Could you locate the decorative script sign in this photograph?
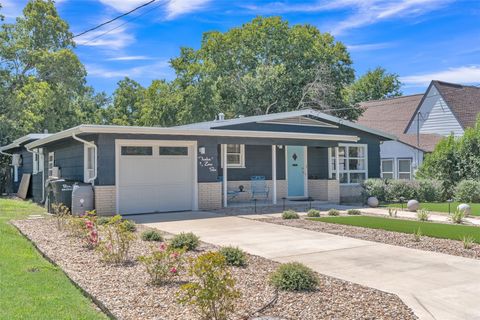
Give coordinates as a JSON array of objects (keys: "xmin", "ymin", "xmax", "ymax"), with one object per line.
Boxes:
[{"xmin": 198, "ymin": 156, "xmax": 217, "ymax": 172}]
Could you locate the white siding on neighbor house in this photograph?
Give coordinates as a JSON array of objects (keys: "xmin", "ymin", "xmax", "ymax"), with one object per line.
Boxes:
[
  {"xmin": 406, "ymin": 85, "xmax": 464, "ymax": 137},
  {"xmin": 380, "ymin": 140, "xmax": 423, "ymax": 179}
]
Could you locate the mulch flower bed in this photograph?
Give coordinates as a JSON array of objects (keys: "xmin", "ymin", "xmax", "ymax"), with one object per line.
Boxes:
[
  {"xmin": 13, "ymin": 218, "xmax": 416, "ymax": 320},
  {"xmin": 263, "ymin": 216, "xmax": 480, "ymax": 260}
]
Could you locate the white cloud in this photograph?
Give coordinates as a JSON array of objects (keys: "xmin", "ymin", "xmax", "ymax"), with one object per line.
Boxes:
[
  {"xmin": 346, "ymin": 42, "xmax": 394, "ymax": 52},
  {"xmin": 106, "ymin": 55, "xmax": 153, "ymax": 61},
  {"xmin": 1, "ymin": 0, "xmax": 25, "ymax": 18},
  {"xmin": 75, "ymin": 27, "xmax": 134, "ymax": 49},
  {"xmin": 245, "ymin": 0, "xmax": 453, "ymax": 35},
  {"xmin": 86, "ymin": 60, "xmax": 170, "ymax": 78},
  {"xmin": 401, "ymin": 66, "xmax": 480, "ymax": 86},
  {"xmin": 98, "ymin": 0, "xmax": 211, "ymax": 19}
]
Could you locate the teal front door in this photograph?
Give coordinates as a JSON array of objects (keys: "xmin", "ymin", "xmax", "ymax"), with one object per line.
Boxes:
[{"xmin": 286, "ymin": 146, "xmax": 306, "ymax": 197}]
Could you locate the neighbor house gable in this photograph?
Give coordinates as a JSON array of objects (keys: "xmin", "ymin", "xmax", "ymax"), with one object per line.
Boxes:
[{"xmin": 405, "ymin": 82, "xmax": 464, "ymax": 136}]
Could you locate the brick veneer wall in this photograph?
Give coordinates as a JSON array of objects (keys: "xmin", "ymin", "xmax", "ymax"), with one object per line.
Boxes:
[
  {"xmin": 94, "ymin": 185, "xmax": 116, "ymax": 216},
  {"xmin": 198, "ymin": 182, "xmax": 222, "ymax": 210}
]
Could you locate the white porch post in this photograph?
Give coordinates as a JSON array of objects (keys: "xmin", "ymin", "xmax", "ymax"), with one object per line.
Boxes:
[
  {"xmin": 222, "ymin": 144, "xmax": 228, "ymax": 207},
  {"xmin": 272, "ymin": 145, "xmax": 277, "ymax": 204},
  {"xmin": 335, "ymin": 146, "xmax": 340, "ymax": 181}
]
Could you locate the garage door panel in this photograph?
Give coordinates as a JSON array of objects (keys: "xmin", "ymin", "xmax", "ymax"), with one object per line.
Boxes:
[{"xmin": 117, "ymin": 143, "xmax": 195, "ymax": 214}]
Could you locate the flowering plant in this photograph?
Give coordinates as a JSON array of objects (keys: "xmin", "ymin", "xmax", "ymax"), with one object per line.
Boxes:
[
  {"xmin": 138, "ymin": 242, "xmax": 186, "ymax": 285},
  {"xmin": 84, "ymin": 219, "xmax": 99, "ymax": 249},
  {"xmin": 96, "ymin": 215, "xmax": 136, "ymax": 264}
]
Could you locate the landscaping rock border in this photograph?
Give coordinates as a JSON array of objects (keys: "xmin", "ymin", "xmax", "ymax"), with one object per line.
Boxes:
[
  {"xmin": 13, "ymin": 218, "xmax": 417, "ymax": 320},
  {"xmin": 263, "ymin": 216, "xmax": 480, "ymax": 260}
]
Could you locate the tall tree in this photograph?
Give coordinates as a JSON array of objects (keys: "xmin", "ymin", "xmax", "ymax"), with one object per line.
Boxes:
[
  {"xmin": 170, "ymin": 16, "xmax": 356, "ymax": 122},
  {"xmin": 344, "ymin": 67, "xmax": 402, "ymax": 105},
  {"xmin": 105, "ymin": 77, "xmax": 145, "ymax": 126}
]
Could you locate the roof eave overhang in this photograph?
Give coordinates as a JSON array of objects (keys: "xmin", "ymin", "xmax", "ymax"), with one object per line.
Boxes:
[{"xmin": 25, "ymin": 125, "xmax": 361, "ymax": 149}]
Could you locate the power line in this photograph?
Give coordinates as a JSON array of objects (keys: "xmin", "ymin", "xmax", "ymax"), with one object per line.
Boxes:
[
  {"xmin": 73, "ymin": 0, "xmax": 157, "ymax": 38},
  {"xmin": 76, "ymin": 1, "xmax": 164, "ymax": 47}
]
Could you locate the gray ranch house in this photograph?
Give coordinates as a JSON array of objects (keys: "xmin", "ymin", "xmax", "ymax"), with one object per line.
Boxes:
[{"xmin": 12, "ymin": 109, "xmax": 394, "ymax": 215}]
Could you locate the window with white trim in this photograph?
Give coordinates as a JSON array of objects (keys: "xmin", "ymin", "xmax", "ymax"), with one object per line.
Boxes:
[
  {"xmin": 381, "ymin": 158, "xmax": 394, "ymax": 179},
  {"xmin": 48, "ymin": 152, "xmax": 55, "ymax": 178},
  {"xmin": 221, "ymin": 144, "xmax": 245, "ymax": 168},
  {"xmin": 398, "ymin": 159, "xmax": 412, "ymax": 180},
  {"xmin": 84, "ymin": 144, "xmax": 95, "ymax": 182},
  {"xmin": 33, "ymin": 152, "xmax": 39, "ymax": 174},
  {"xmin": 330, "ymin": 144, "xmax": 368, "ymax": 184}
]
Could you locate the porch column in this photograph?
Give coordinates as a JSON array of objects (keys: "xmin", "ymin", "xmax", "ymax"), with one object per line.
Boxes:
[
  {"xmin": 335, "ymin": 146, "xmax": 340, "ymax": 181},
  {"xmin": 272, "ymin": 145, "xmax": 277, "ymax": 204},
  {"xmin": 222, "ymin": 144, "xmax": 228, "ymax": 207}
]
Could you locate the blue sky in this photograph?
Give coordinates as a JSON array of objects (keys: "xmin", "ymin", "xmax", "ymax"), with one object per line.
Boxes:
[{"xmin": 2, "ymin": 0, "xmax": 479, "ymax": 95}]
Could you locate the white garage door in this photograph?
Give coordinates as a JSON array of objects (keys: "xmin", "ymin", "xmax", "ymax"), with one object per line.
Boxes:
[{"xmin": 117, "ymin": 141, "xmax": 196, "ymax": 214}]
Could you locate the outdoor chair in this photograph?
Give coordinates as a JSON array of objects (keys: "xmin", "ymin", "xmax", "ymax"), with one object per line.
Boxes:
[{"xmin": 250, "ymin": 176, "xmax": 269, "ymax": 200}]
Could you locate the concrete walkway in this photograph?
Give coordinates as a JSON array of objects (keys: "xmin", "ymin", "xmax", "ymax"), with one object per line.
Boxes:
[{"xmin": 135, "ymin": 211, "xmax": 480, "ymax": 320}]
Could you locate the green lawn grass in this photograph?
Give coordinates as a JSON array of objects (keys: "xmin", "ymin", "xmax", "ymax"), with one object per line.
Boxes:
[
  {"xmin": 310, "ymin": 216, "xmax": 480, "ymax": 242},
  {"xmin": 0, "ymin": 198, "xmax": 107, "ymax": 320},
  {"xmin": 384, "ymin": 202, "xmax": 480, "ymax": 216}
]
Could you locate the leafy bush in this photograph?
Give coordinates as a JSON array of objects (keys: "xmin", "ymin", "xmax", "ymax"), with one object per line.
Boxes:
[
  {"xmin": 306, "ymin": 209, "xmax": 320, "ymax": 217},
  {"xmin": 449, "ymin": 209, "xmax": 465, "ymax": 224},
  {"xmin": 347, "ymin": 209, "xmax": 361, "ymax": 215},
  {"xmin": 385, "ymin": 179, "xmax": 418, "ymax": 202},
  {"xmin": 52, "ymin": 203, "xmax": 71, "ymax": 231},
  {"xmin": 416, "ymin": 209, "xmax": 430, "ymax": 222},
  {"xmin": 413, "ymin": 227, "xmax": 422, "ymax": 242},
  {"xmin": 269, "ymin": 262, "xmax": 318, "ymax": 291},
  {"xmin": 282, "ymin": 210, "xmax": 299, "ymax": 219},
  {"xmin": 417, "ymin": 180, "xmax": 444, "ymax": 202},
  {"xmin": 122, "ymin": 219, "xmax": 137, "ymax": 232},
  {"xmin": 219, "ymin": 246, "xmax": 247, "ymax": 267},
  {"xmin": 454, "ymin": 180, "xmax": 480, "ymax": 203},
  {"xmin": 97, "ymin": 215, "xmax": 136, "ymax": 264},
  {"xmin": 97, "ymin": 216, "xmax": 111, "ymax": 225},
  {"xmin": 362, "ymin": 179, "xmax": 387, "ymax": 202},
  {"xmin": 170, "ymin": 232, "xmax": 200, "ymax": 251},
  {"xmin": 141, "ymin": 230, "xmax": 163, "ymax": 242},
  {"xmin": 328, "ymin": 208, "xmax": 340, "ymax": 216},
  {"xmin": 388, "ymin": 208, "xmax": 397, "ymax": 218},
  {"xmin": 177, "ymin": 252, "xmax": 240, "ymax": 320},
  {"xmin": 462, "ymin": 235, "xmax": 475, "ymax": 249},
  {"xmin": 137, "ymin": 242, "xmax": 185, "ymax": 284}
]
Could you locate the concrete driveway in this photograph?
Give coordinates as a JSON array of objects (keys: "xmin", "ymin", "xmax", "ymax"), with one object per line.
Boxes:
[{"xmin": 135, "ymin": 211, "xmax": 480, "ymax": 320}]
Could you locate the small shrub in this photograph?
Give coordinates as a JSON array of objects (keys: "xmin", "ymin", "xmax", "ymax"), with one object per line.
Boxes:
[
  {"xmin": 269, "ymin": 262, "xmax": 318, "ymax": 291},
  {"xmin": 177, "ymin": 252, "xmax": 240, "ymax": 320},
  {"xmin": 306, "ymin": 209, "xmax": 320, "ymax": 217},
  {"xmin": 388, "ymin": 208, "xmax": 397, "ymax": 218},
  {"xmin": 142, "ymin": 230, "xmax": 163, "ymax": 242},
  {"xmin": 362, "ymin": 179, "xmax": 387, "ymax": 202},
  {"xmin": 84, "ymin": 219, "xmax": 99, "ymax": 249},
  {"xmin": 122, "ymin": 219, "xmax": 137, "ymax": 232},
  {"xmin": 417, "ymin": 180, "xmax": 444, "ymax": 202},
  {"xmin": 52, "ymin": 203, "xmax": 71, "ymax": 231},
  {"xmin": 416, "ymin": 209, "xmax": 430, "ymax": 222},
  {"xmin": 454, "ymin": 180, "xmax": 480, "ymax": 203},
  {"xmin": 66, "ymin": 216, "xmax": 88, "ymax": 238},
  {"xmin": 97, "ymin": 216, "xmax": 111, "ymax": 225},
  {"xmin": 138, "ymin": 242, "xmax": 185, "ymax": 284},
  {"xmin": 450, "ymin": 209, "xmax": 465, "ymax": 224},
  {"xmin": 328, "ymin": 208, "xmax": 340, "ymax": 216},
  {"xmin": 219, "ymin": 246, "xmax": 247, "ymax": 267},
  {"xmin": 282, "ymin": 210, "xmax": 299, "ymax": 219},
  {"xmin": 413, "ymin": 227, "xmax": 422, "ymax": 242},
  {"xmin": 347, "ymin": 209, "xmax": 361, "ymax": 215},
  {"xmin": 386, "ymin": 180, "xmax": 418, "ymax": 202},
  {"xmin": 97, "ymin": 215, "xmax": 136, "ymax": 264},
  {"xmin": 462, "ymin": 235, "xmax": 475, "ymax": 249},
  {"xmin": 170, "ymin": 232, "xmax": 200, "ymax": 251}
]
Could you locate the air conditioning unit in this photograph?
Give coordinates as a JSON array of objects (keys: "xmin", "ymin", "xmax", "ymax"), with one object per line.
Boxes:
[
  {"xmin": 11, "ymin": 154, "xmax": 23, "ymax": 166},
  {"xmin": 50, "ymin": 167, "xmax": 60, "ymax": 178}
]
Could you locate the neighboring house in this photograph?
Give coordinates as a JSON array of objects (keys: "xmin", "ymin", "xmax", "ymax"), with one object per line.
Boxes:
[
  {"xmin": 357, "ymin": 80, "xmax": 480, "ymax": 180},
  {"xmin": 14, "ymin": 109, "xmax": 394, "ymax": 215},
  {"xmin": 0, "ymin": 133, "xmax": 51, "ymax": 200}
]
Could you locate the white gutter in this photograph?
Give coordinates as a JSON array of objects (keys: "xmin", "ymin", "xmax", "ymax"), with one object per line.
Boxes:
[
  {"xmin": 72, "ymin": 132, "xmax": 97, "ymax": 185},
  {"xmin": 0, "ymin": 148, "xmax": 13, "ymax": 157},
  {"xmin": 26, "ymin": 125, "xmax": 360, "ymax": 149}
]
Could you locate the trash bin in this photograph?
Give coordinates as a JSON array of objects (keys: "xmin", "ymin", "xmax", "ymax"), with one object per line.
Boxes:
[{"xmin": 46, "ymin": 179, "xmax": 77, "ymax": 213}]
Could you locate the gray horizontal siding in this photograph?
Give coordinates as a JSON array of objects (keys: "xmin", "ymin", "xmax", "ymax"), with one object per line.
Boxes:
[{"xmin": 44, "ymin": 139, "xmax": 86, "ymax": 182}]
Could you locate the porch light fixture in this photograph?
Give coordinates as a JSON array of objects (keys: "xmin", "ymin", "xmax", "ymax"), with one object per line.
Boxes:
[
  {"xmin": 198, "ymin": 146, "xmax": 206, "ymax": 155},
  {"xmin": 277, "ymin": 145, "xmax": 283, "ymax": 149}
]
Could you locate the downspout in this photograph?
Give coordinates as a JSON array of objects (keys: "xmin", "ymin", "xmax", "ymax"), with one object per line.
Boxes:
[
  {"xmin": 26, "ymin": 146, "xmax": 46, "ymax": 203},
  {"xmin": 72, "ymin": 132, "xmax": 97, "ymax": 185}
]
